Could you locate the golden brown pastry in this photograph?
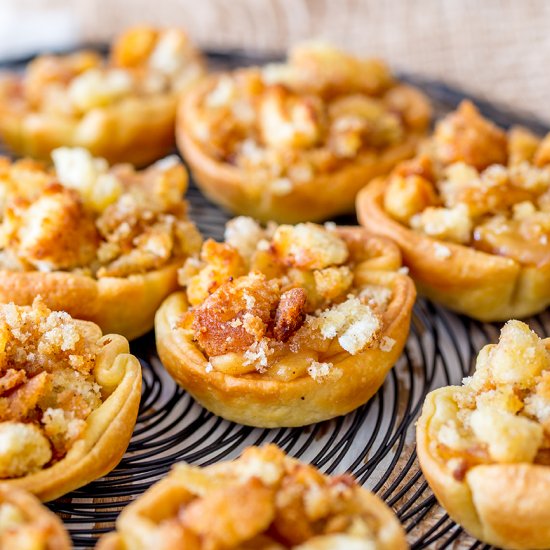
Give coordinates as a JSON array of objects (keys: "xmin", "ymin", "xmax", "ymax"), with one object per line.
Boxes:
[
  {"xmin": 417, "ymin": 320, "xmax": 550, "ymax": 549},
  {"xmin": 0, "ymin": 485, "xmax": 71, "ymax": 549},
  {"xmin": 0, "ymin": 26, "xmax": 205, "ymax": 166},
  {"xmin": 0, "ymin": 298, "xmax": 141, "ymax": 502},
  {"xmin": 0, "ymin": 147, "xmax": 202, "ymax": 340},
  {"xmin": 96, "ymin": 444, "xmax": 407, "ymax": 550},
  {"xmin": 155, "ymin": 217, "xmax": 415, "ymax": 427},
  {"xmin": 357, "ymin": 100, "xmax": 550, "ymax": 321},
  {"xmin": 177, "ymin": 42, "xmax": 431, "ymax": 223}
]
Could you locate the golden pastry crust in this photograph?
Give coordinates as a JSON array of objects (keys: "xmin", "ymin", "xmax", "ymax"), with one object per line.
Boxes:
[
  {"xmin": 0, "ymin": 27, "xmax": 205, "ymax": 166},
  {"xmin": 357, "ymin": 101, "xmax": 550, "ymax": 321},
  {"xmin": 155, "ymin": 218, "xmax": 415, "ymax": 427},
  {"xmin": 416, "ymin": 320, "xmax": 550, "ymax": 548},
  {"xmin": 177, "ymin": 42, "xmax": 431, "ymax": 223},
  {"xmin": 0, "ymin": 485, "xmax": 71, "ymax": 549},
  {"xmin": 97, "ymin": 444, "xmax": 407, "ymax": 550},
  {"xmin": 0, "ymin": 299, "xmax": 141, "ymax": 502},
  {"xmin": 0, "ymin": 149, "xmax": 202, "ymax": 340}
]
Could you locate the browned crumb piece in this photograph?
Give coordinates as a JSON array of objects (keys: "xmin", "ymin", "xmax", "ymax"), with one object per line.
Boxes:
[
  {"xmin": 192, "ymin": 273, "xmax": 280, "ymax": 356},
  {"xmin": 273, "ymin": 288, "xmax": 307, "ymax": 342},
  {"xmin": 3, "ymin": 184, "xmax": 99, "ymax": 271},
  {"xmin": 180, "ymin": 478, "xmax": 275, "ymax": 549},
  {"xmin": 433, "ymin": 100, "xmax": 507, "ymax": 170}
]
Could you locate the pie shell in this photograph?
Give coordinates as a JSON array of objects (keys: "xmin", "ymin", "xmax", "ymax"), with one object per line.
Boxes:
[
  {"xmin": 4, "ymin": 332, "xmax": 141, "ymax": 502},
  {"xmin": 356, "ymin": 176, "xmax": 550, "ymax": 321},
  {"xmin": 155, "ymin": 229, "xmax": 416, "ymax": 427},
  {"xmin": 416, "ymin": 387, "xmax": 550, "ymax": 549}
]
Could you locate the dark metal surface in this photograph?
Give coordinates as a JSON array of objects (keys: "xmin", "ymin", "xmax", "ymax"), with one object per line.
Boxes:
[{"xmin": 2, "ymin": 49, "xmax": 548, "ymax": 550}]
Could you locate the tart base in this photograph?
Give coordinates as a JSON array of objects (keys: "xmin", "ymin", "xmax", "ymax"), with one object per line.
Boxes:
[
  {"xmin": 417, "ymin": 388, "xmax": 550, "ymax": 549},
  {"xmin": 0, "ymin": 90, "xmax": 178, "ymax": 167},
  {"xmin": 177, "ymin": 81, "xmax": 428, "ymax": 224},
  {"xmin": 357, "ymin": 177, "xmax": 550, "ymax": 321},
  {"xmin": 97, "ymin": 446, "xmax": 407, "ymax": 550},
  {"xmin": 5, "ymin": 335, "xmax": 141, "ymax": 502},
  {"xmin": 155, "ymin": 261, "xmax": 415, "ymax": 428}
]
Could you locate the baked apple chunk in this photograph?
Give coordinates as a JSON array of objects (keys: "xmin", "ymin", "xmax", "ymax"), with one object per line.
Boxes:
[
  {"xmin": 177, "ymin": 41, "xmax": 431, "ymax": 223},
  {"xmin": 97, "ymin": 444, "xmax": 407, "ymax": 550},
  {"xmin": 155, "ymin": 217, "xmax": 415, "ymax": 427},
  {"xmin": 0, "ymin": 298, "xmax": 141, "ymax": 501},
  {"xmin": 358, "ymin": 100, "xmax": 550, "ymax": 320},
  {"xmin": 417, "ymin": 320, "xmax": 550, "ymax": 549},
  {"xmin": 0, "ymin": 26, "xmax": 205, "ymax": 165},
  {"xmin": 0, "ymin": 147, "xmax": 202, "ymax": 339}
]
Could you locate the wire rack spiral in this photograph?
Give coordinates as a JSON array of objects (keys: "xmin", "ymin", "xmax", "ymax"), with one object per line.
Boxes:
[{"xmin": 2, "ymin": 49, "xmax": 549, "ymax": 550}]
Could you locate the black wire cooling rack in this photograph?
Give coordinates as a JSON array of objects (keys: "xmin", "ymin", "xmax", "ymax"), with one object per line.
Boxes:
[{"xmin": 2, "ymin": 49, "xmax": 550, "ymax": 550}]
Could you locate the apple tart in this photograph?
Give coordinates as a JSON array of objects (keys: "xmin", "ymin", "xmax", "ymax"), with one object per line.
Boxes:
[
  {"xmin": 97, "ymin": 444, "xmax": 407, "ymax": 550},
  {"xmin": 358, "ymin": 100, "xmax": 550, "ymax": 321},
  {"xmin": 177, "ymin": 42, "xmax": 431, "ymax": 223},
  {"xmin": 0, "ymin": 485, "xmax": 71, "ymax": 549},
  {"xmin": 155, "ymin": 217, "xmax": 415, "ymax": 427},
  {"xmin": 0, "ymin": 147, "xmax": 202, "ymax": 340},
  {"xmin": 417, "ymin": 320, "xmax": 550, "ymax": 549},
  {"xmin": 0, "ymin": 298, "xmax": 141, "ymax": 502},
  {"xmin": 0, "ymin": 26, "xmax": 205, "ymax": 166}
]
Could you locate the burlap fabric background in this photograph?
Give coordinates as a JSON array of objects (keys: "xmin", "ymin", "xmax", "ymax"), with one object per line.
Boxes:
[{"xmin": 2, "ymin": 0, "xmax": 549, "ymax": 124}]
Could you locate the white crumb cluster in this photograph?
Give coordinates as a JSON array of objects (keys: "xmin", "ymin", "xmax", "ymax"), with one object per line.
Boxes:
[
  {"xmin": 433, "ymin": 242, "xmax": 452, "ymax": 259},
  {"xmin": 410, "ymin": 204, "xmax": 472, "ymax": 244},
  {"xmin": 359, "ymin": 285, "xmax": 392, "ymax": 309},
  {"xmin": 0, "ymin": 423, "xmax": 52, "ymax": 478},
  {"xmin": 224, "ymin": 216, "xmax": 266, "ymax": 261},
  {"xmin": 272, "ymin": 223, "xmax": 349, "ymax": 269},
  {"xmin": 313, "ymin": 296, "xmax": 380, "ymax": 355},
  {"xmin": 379, "ymin": 336, "xmax": 396, "ymax": 352},
  {"xmin": 243, "ymin": 339, "xmax": 274, "ymax": 372},
  {"xmin": 270, "ymin": 177, "xmax": 294, "ymax": 196},
  {"xmin": 306, "ymin": 361, "xmax": 334, "ymax": 382}
]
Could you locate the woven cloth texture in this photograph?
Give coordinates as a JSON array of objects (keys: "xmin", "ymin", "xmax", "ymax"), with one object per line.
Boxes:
[{"xmin": 3, "ymin": 0, "xmax": 549, "ymax": 124}]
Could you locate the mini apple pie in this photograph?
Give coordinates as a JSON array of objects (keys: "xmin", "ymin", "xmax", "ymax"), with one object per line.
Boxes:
[
  {"xmin": 0, "ymin": 485, "xmax": 71, "ymax": 549},
  {"xmin": 0, "ymin": 147, "xmax": 202, "ymax": 340},
  {"xmin": 155, "ymin": 217, "xmax": 415, "ymax": 427},
  {"xmin": 0, "ymin": 298, "xmax": 141, "ymax": 502},
  {"xmin": 0, "ymin": 26, "xmax": 205, "ymax": 166},
  {"xmin": 177, "ymin": 42, "xmax": 431, "ymax": 223},
  {"xmin": 417, "ymin": 320, "xmax": 550, "ymax": 549},
  {"xmin": 97, "ymin": 444, "xmax": 407, "ymax": 550},
  {"xmin": 358, "ymin": 100, "xmax": 550, "ymax": 321}
]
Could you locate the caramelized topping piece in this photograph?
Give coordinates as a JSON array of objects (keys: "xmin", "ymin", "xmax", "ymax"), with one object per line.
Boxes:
[{"xmin": 433, "ymin": 101, "xmax": 507, "ymax": 170}]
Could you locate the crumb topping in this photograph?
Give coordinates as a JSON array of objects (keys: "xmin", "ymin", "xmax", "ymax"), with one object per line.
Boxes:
[
  {"xmin": 0, "ymin": 299, "xmax": 104, "ymax": 478},
  {"xmin": 145, "ymin": 445, "xmax": 388, "ymax": 548},
  {"xmin": 6, "ymin": 27, "xmax": 203, "ymax": 117},
  {"xmin": 384, "ymin": 101, "xmax": 550, "ymax": 266},
  {"xmin": 431, "ymin": 320, "xmax": 550, "ymax": 479},
  {"xmin": 189, "ymin": 42, "xmax": 430, "ymax": 186},
  {"xmin": 0, "ymin": 148, "xmax": 202, "ymax": 277},
  {"xmin": 179, "ymin": 217, "xmax": 397, "ymax": 379}
]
